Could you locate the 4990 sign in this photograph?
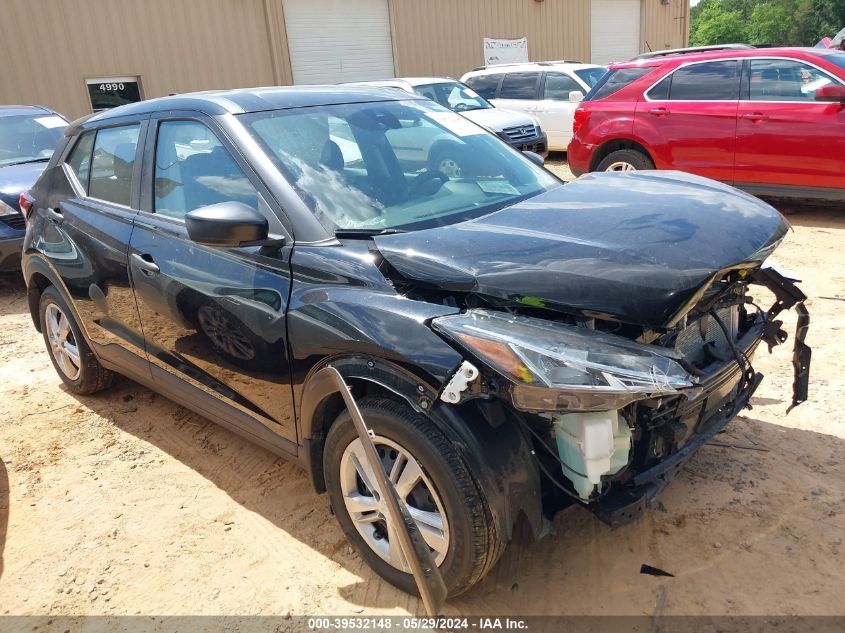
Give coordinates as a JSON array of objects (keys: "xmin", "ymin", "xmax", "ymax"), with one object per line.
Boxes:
[{"xmin": 85, "ymin": 76, "xmax": 143, "ymax": 111}]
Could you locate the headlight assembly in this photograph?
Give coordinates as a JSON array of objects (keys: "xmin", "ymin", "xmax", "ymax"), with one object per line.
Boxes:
[{"xmin": 432, "ymin": 310, "xmax": 696, "ymax": 412}]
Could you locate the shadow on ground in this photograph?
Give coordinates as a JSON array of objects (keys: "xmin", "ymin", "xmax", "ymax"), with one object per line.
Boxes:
[{"xmin": 61, "ymin": 375, "xmax": 845, "ymax": 615}]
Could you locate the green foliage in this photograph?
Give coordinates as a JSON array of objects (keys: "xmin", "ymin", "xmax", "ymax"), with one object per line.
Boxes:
[{"xmin": 689, "ymin": 0, "xmax": 845, "ymax": 46}]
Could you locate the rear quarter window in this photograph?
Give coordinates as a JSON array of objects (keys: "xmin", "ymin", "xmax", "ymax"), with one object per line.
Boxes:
[{"xmin": 585, "ymin": 66, "xmax": 657, "ymax": 101}]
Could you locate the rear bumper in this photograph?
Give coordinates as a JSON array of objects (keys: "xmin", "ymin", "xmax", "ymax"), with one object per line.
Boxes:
[
  {"xmin": 566, "ymin": 137, "xmax": 591, "ymax": 176},
  {"xmin": 0, "ymin": 234, "xmax": 24, "ymax": 272}
]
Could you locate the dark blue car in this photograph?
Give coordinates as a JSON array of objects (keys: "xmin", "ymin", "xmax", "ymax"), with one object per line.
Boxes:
[{"xmin": 0, "ymin": 105, "xmax": 68, "ymax": 271}]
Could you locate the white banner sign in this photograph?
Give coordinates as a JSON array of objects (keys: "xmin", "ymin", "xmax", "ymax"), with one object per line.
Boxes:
[{"xmin": 483, "ymin": 37, "xmax": 528, "ymax": 66}]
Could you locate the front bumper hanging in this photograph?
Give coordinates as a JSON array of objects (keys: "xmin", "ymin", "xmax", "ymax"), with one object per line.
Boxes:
[{"xmin": 752, "ymin": 266, "xmax": 811, "ymax": 412}]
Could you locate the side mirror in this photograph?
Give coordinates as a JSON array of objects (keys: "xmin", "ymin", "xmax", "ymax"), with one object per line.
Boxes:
[
  {"xmin": 569, "ymin": 90, "xmax": 585, "ymax": 103},
  {"xmin": 523, "ymin": 150, "xmax": 545, "ymax": 167},
  {"xmin": 185, "ymin": 201, "xmax": 270, "ymax": 248},
  {"xmin": 815, "ymin": 84, "xmax": 845, "ymax": 103}
]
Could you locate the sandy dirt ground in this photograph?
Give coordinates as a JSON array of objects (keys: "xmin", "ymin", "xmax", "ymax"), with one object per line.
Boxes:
[{"xmin": 0, "ymin": 156, "xmax": 843, "ymax": 618}]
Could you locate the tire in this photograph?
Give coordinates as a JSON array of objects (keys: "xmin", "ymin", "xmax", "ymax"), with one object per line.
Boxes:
[
  {"xmin": 323, "ymin": 397, "xmax": 504, "ymax": 597},
  {"xmin": 595, "ymin": 148, "xmax": 655, "ymax": 172},
  {"xmin": 39, "ymin": 285, "xmax": 114, "ymax": 395}
]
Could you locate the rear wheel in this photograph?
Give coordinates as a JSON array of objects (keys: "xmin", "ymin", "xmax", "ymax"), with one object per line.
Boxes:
[
  {"xmin": 39, "ymin": 286, "xmax": 114, "ymax": 395},
  {"xmin": 596, "ymin": 149, "xmax": 654, "ymax": 172},
  {"xmin": 323, "ymin": 397, "xmax": 504, "ymax": 597}
]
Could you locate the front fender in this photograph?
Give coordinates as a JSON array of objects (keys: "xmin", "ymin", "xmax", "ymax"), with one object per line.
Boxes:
[{"xmin": 299, "ymin": 355, "xmax": 543, "ymax": 541}]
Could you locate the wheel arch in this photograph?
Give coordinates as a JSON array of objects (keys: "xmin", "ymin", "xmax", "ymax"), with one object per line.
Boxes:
[
  {"xmin": 299, "ymin": 355, "xmax": 544, "ymax": 541},
  {"xmin": 589, "ymin": 138, "xmax": 655, "ymax": 172}
]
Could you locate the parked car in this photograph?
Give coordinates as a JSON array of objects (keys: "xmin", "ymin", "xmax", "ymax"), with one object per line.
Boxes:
[
  {"xmin": 347, "ymin": 77, "xmax": 547, "ymax": 174},
  {"xmin": 0, "ymin": 105, "xmax": 67, "ymax": 271},
  {"xmin": 568, "ymin": 45, "xmax": 845, "ymax": 202},
  {"xmin": 22, "ymin": 86, "xmax": 809, "ymax": 597},
  {"xmin": 461, "ymin": 61, "xmax": 607, "ymax": 150}
]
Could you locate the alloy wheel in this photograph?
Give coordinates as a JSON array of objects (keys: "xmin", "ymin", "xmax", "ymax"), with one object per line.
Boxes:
[
  {"xmin": 339, "ymin": 434, "xmax": 450, "ymax": 572},
  {"xmin": 45, "ymin": 303, "xmax": 81, "ymax": 381},
  {"xmin": 605, "ymin": 161, "xmax": 637, "ymax": 172}
]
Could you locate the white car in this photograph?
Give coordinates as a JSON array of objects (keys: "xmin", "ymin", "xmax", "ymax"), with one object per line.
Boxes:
[
  {"xmin": 347, "ymin": 77, "xmax": 548, "ymax": 163},
  {"xmin": 461, "ymin": 62, "xmax": 607, "ymax": 151}
]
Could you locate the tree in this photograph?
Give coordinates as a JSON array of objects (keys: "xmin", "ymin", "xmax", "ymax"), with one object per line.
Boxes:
[
  {"xmin": 689, "ymin": 0, "xmax": 845, "ymax": 47},
  {"xmin": 690, "ymin": 1, "xmax": 748, "ymax": 45}
]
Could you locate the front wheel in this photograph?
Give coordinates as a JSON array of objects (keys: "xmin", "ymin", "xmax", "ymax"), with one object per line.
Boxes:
[
  {"xmin": 323, "ymin": 397, "xmax": 504, "ymax": 597},
  {"xmin": 596, "ymin": 149, "xmax": 655, "ymax": 172}
]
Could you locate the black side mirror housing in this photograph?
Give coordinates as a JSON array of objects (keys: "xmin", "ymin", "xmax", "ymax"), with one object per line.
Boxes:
[
  {"xmin": 523, "ymin": 150, "xmax": 545, "ymax": 167},
  {"xmin": 185, "ymin": 201, "xmax": 272, "ymax": 248}
]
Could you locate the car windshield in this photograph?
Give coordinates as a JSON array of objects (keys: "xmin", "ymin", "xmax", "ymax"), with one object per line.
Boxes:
[
  {"xmin": 413, "ymin": 81, "xmax": 493, "ymax": 112},
  {"xmin": 239, "ymin": 100, "xmax": 561, "ymax": 233},
  {"xmin": 0, "ymin": 113, "xmax": 66, "ymax": 167},
  {"xmin": 574, "ymin": 67, "xmax": 608, "ymax": 88}
]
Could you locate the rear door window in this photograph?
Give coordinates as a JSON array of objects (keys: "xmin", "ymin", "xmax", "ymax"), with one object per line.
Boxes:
[
  {"xmin": 464, "ymin": 74, "xmax": 501, "ymax": 99},
  {"xmin": 499, "ymin": 73, "xmax": 540, "ymax": 99},
  {"xmin": 665, "ymin": 61, "xmax": 740, "ymax": 101},
  {"xmin": 88, "ymin": 124, "xmax": 141, "ymax": 207}
]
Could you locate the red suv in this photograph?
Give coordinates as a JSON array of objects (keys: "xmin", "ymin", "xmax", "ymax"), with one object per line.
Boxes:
[{"xmin": 568, "ymin": 45, "xmax": 845, "ymax": 202}]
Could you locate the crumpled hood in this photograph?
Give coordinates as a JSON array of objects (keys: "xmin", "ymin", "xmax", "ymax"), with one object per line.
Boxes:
[{"xmin": 373, "ymin": 171, "xmax": 789, "ymax": 327}]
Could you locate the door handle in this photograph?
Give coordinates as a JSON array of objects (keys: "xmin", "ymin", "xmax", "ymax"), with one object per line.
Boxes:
[
  {"xmin": 130, "ymin": 253, "xmax": 160, "ymax": 276},
  {"xmin": 46, "ymin": 207, "xmax": 63, "ymax": 224},
  {"xmin": 648, "ymin": 107, "xmax": 669, "ymax": 116},
  {"xmin": 741, "ymin": 112, "xmax": 767, "ymax": 122}
]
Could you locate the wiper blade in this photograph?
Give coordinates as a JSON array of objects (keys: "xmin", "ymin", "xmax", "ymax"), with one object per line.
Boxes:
[
  {"xmin": 335, "ymin": 228, "xmax": 406, "ymax": 238},
  {"xmin": 4, "ymin": 158, "xmax": 49, "ymax": 167}
]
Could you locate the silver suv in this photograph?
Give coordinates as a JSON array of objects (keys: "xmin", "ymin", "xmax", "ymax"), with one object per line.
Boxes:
[{"xmin": 349, "ymin": 77, "xmax": 547, "ymax": 171}]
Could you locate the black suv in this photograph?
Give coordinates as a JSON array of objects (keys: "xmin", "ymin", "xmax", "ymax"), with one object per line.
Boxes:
[{"xmin": 21, "ymin": 87, "xmax": 810, "ymax": 597}]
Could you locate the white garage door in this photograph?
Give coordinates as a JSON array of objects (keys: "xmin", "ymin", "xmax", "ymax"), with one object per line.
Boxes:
[
  {"xmin": 283, "ymin": 0, "xmax": 395, "ymax": 84},
  {"xmin": 590, "ymin": 0, "xmax": 642, "ymax": 65}
]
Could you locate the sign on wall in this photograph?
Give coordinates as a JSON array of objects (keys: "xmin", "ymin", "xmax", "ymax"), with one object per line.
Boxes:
[
  {"xmin": 86, "ymin": 77, "xmax": 143, "ymax": 112},
  {"xmin": 483, "ymin": 37, "xmax": 529, "ymax": 66}
]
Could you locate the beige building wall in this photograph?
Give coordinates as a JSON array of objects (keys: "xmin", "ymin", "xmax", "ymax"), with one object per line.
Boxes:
[
  {"xmin": 0, "ymin": 0, "xmax": 293, "ymax": 120},
  {"xmin": 641, "ymin": 0, "xmax": 690, "ymax": 53},
  {"xmin": 388, "ymin": 0, "xmax": 592, "ymax": 78},
  {"xmin": 0, "ymin": 0, "xmax": 689, "ymax": 120}
]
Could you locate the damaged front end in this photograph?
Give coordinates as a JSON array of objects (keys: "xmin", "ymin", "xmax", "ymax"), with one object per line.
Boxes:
[{"xmin": 431, "ymin": 265, "xmax": 810, "ymax": 528}]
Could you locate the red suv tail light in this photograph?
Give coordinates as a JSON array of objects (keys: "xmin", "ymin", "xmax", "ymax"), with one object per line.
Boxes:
[
  {"xmin": 19, "ymin": 191, "xmax": 34, "ymax": 221},
  {"xmin": 573, "ymin": 106, "xmax": 590, "ymax": 136}
]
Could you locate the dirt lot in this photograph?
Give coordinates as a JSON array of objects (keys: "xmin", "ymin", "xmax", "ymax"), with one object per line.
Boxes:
[{"xmin": 1, "ymin": 157, "xmax": 844, "ymax": 618}]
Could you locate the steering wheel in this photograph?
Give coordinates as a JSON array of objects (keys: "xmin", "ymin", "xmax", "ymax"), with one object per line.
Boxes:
[
  {"xmin": 407, "ymin": 170, "xmax": 450, "ymax": 198},
  {"xmin": 452, "ymin": 103, "xmax": 473, "ymax": 112}
]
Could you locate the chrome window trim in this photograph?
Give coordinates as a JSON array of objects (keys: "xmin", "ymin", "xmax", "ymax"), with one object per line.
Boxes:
[
  {"xmin": 643, "ymin": 58, "xmax": 741, "ymax": 103},
  {"xmin": 643, "ymin": 55, "xmax": 844, "ymax": 104}
]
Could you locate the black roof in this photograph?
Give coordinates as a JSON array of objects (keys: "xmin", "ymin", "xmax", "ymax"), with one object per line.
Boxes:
[{"xmin": 85, "ymin": 85, "xmax": 421, "ymax": 123}]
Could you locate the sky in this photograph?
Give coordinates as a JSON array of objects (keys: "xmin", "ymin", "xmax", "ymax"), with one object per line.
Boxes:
[{"xmin": 690, "ymin": 0, "xmax": 700, "ymax": 5}]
